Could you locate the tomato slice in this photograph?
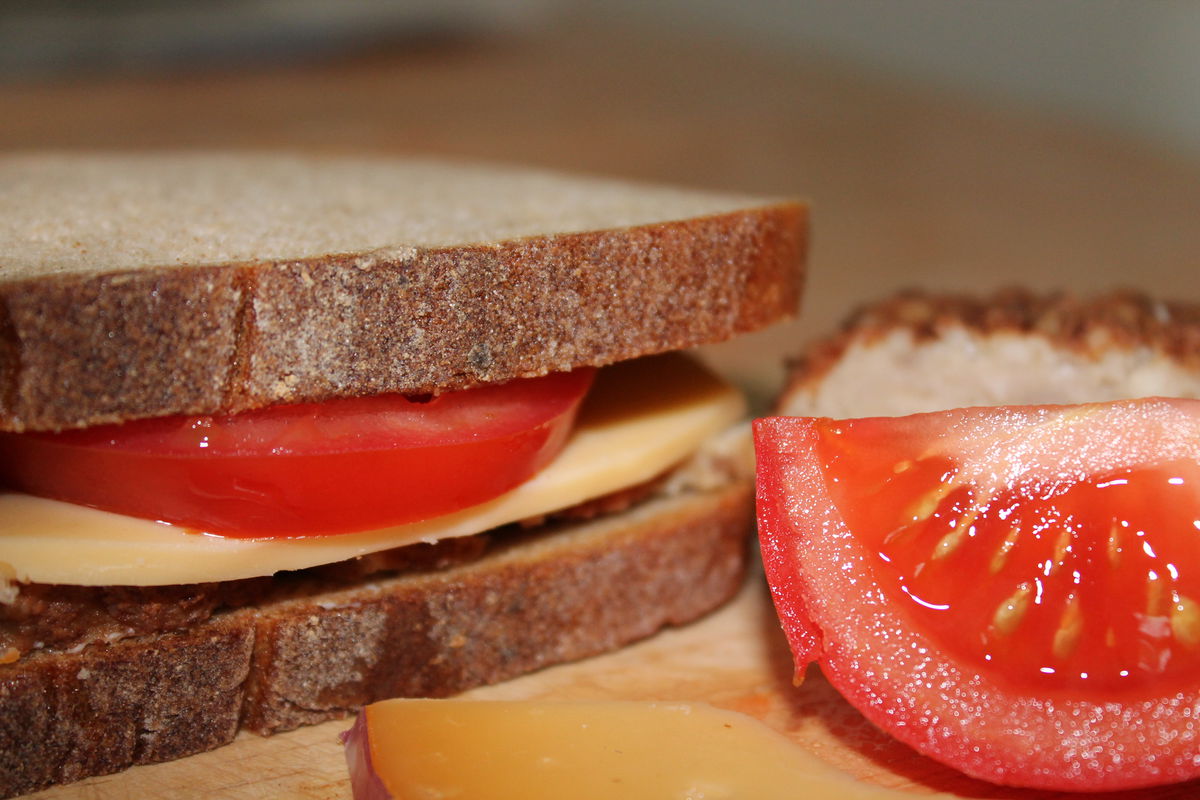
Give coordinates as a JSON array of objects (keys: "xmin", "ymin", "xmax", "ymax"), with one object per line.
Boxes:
[
  {"xmin": 0, "ymin": 369, "xmax": 593, "ymax": 538},
  {"xmin": 754, "ymin": 399, "xmax": 1200, "ymax": 791}
]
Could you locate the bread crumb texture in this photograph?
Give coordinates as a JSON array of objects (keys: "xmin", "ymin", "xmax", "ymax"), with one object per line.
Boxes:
[
  {"xmin": 1, "ymin": 154, "xmax": 779, "ymax": 275},
  {"xmin": 0, "ymin": 153, "xmax": 807, "ymax": 431},
  {"xmin": 782, "ymin": 288, "xmax": 1200, "ymax": 418}
]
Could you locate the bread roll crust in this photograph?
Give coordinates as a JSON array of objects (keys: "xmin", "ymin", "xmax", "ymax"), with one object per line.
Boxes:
[{"xmin": 781, "ymin": 288, "xmax": 1200, "ymax": 414}]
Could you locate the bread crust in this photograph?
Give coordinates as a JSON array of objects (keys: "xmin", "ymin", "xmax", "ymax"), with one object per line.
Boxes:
[
  {"xmin": 0, "ymin": 203, "xmax": 806, "ymax": 432},
  {"xmin": 0, "ymin": 482, "xmax": 751, "ymax": 797},
  {"xmin": 0, "ymin": 616, "xmax": 253, "ymax": 797},
  {"xmin": 781, "ymin": 288, "xmax": 1200, "ymax": 409}
]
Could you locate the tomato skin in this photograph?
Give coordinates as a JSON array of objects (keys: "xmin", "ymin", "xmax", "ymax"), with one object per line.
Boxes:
[
  {"xmin": 0, "ymin": 369, "xmax": 593, "ymax": 538},
  {"xmin": 754, "ymin": 401, "xmax": 1200, "ymax": 791}
]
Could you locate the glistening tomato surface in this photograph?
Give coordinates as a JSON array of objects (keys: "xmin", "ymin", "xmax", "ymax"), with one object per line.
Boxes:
[
  {"xmin": 0, "ymin": 369, "xmax": 593, "ymax": 538},
  {"xmin": 754, "ymin": 399, "xmax": 1200, "ymax": 791}
]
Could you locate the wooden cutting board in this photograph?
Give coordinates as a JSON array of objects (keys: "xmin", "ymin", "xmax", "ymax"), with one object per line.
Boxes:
[
  {"xmin": 7, "ymin": 20, "xmax": 1200, "ymax": 800},
  {"xmin": 33, "ymin": 570, "xmax": 1198, "ymax": 800}
]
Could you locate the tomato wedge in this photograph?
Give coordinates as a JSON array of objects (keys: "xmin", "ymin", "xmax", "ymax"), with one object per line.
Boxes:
[
  {"xmin": 754, "ymin": 399, "xmax": 1200, "ymax": 791},
  {"xmin": 0, "ymin": 369, "xmax": 594, "ymax": 538}
]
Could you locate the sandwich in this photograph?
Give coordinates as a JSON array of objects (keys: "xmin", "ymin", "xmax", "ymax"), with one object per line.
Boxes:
[{"xmin": 0, "ymin": 152, "xmax": 808, "ymax": 796}]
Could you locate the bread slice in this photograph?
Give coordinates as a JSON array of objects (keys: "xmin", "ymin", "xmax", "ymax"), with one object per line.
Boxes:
[
  {"xmin": 779, "ymin": 288, "xmax": 1200, "ymax": 418},
  {"xmin": 0, "ymin": 479, "xmax": 751, "ymax": 798},
  {"xmin": 0, "ymin": 153, "xmax": 806, "ymax": 432}
]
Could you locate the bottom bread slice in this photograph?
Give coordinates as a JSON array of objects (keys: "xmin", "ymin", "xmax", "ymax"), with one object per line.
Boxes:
[{"xmin": 0, "ymin": 481, "xmax": 751, "ymax": 797}]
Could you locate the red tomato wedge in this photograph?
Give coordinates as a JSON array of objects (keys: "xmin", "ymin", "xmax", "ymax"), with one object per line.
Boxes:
[
  {"xmin": 754, "ymin": 399, "xmax": 1200, "ymax": 791},
  {"xmin": 0, "ymin": 369, "xmax": 593, "ymax": 538}
]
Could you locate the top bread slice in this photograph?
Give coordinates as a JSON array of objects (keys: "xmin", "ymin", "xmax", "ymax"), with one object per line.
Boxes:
[
  {"xmin": 779, "ymin": 288, "xmax": 1200, "ymax": 418},
  {"xmin": 0, "ymin": 153, "xmax": 807, "ymax": 432}
]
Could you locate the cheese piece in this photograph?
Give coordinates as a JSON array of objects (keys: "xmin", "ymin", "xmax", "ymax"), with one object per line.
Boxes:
[
  {"xmin": 345, "ymin": 699, "xmax": 958, "ymax": 800},
  {"xmin": 0, "ymin": 354, "xmax": 744, "ymax": 586}
]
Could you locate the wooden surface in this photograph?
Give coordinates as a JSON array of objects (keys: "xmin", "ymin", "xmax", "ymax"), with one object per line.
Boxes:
[
  {"xmin": 31, "ymin": 576, "xmax": 1200, "ymax": 800},
  {"xmin": 7, "ymin": 21, "xmax": 1200, "ymax": 799}
]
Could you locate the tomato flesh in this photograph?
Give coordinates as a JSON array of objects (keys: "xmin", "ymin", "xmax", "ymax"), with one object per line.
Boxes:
[
  {"xmin": 755, "ymin": 399, "xmax": 1200, "ymax": 790},
  {"xmin": 0, "ymin": 369, "xmax": 593, "ymax": 538},
  {"xmin": 819, "ymin": 421, "xmax": 1200, "ymax": 701}
]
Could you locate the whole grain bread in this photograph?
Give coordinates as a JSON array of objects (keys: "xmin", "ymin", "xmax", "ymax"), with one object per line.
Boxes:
[
  {"xmin": 0, "ymin": 480, "xmax": 751, "ymax": 798},
  {"xmin": 0, "ymin": 153, "xmax": 807, "ymax": 432},
  {"xmin": 779, "ymin": 288, "xmax": 1200, "ymax": 418}
]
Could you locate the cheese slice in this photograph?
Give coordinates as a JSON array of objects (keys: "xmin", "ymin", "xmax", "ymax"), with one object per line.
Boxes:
[
  {"xmin": 347, "ymin": 699, "xmax": 954, "ymax": 800},
  {"xmin": 0, "ymin": 354, "xmax": 745, "ymax": 587}
]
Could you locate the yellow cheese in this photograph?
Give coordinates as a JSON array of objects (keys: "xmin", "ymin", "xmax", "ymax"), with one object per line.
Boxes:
[
  {"xmin": 349, "ymin": 699, "xmax": 956, "ymax": 800},
  {"xmin": 0, "ymin": 354, "xmax": 744, "ymax": 587}
]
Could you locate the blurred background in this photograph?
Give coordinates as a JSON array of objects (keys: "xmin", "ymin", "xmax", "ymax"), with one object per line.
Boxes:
[{"xmin": 2, "ymin": 0, "xmax": 1198, "ymax": 397}]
